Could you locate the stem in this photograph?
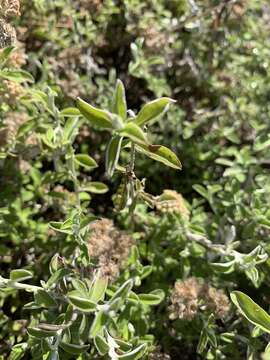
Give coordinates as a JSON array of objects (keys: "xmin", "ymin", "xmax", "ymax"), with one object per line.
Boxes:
[
  {"xmin": 130, "ymin": 142, "xmax": 135, "ymax": 172},
  {"xmin": 0, "ymin": 276, "xmax": 42, "ymax": 292}
]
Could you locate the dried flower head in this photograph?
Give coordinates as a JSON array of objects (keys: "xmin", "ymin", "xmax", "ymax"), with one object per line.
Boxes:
[
  {"xmin": 149, "ymin": 346, "xmax": 171, "ymax": 360},
  {"xmin": 0, "ymin": 0, "xmax": 20, "ymax": 17},
  {"xmin": 0, "ymin": 19, "xmax": 16, "ymax": 48},
  {"xmin": 0, "ymin": 80, "xmax": 24, "ymax": 106},
  {"xmin": 140, "ymin": 24, "xmax": 168, "ymax": 54},
  {"xmin": 0, "ymin": 112, "xmax": 37, "ymax": 148},
  {"xmin": 169, "ymin": 277, "xmax": 201, "ymax": 321},
  {"xmin": 201, "ymin": 284, "xmax": 230, "ymax": 319},
  {"xmin": 156, "ymin": 190, "xmax": 190, "ymax": 218},
  {"xmin": 88, "ymin": 219, "xmax": 134, "ymax": 280},
  {"xmin": 169, "ymin": 277, "xmax": 230, "ymax": 321},
  {"xmin": 76, "ymin": 0, "xmax": 103, "ymax": 14},
  {"xmin": 0, "ymin": 43, "xmax": 26, "ymax": 68}
]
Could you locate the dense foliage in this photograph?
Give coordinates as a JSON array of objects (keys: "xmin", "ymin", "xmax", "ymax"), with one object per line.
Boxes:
[{"xmin": 1, "ymin": 0, "xmax": 270, "ymax": 359}]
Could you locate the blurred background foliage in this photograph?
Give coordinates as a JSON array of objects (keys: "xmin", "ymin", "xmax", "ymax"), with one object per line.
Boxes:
[{"xmin": 2, "ymin": 0, "xmax": 270, "ymax": 359}]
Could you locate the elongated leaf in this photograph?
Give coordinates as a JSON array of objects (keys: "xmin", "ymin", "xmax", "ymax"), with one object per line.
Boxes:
[
  {"xmin": 230, "ymin": 291, "xmax": 270, "ymax": 334},
  {"xmin": 135, "ymin": 98, "xmax": 176, "ymax": 127},
  {"xmin": 138, "ymin": 289, "xmax": 165, "ymax": 306},
  {"xmin": 68, "ymin": 290, "xmax": 96, "ymax": 312},
  {"xmin": 109, "ymin": 279, "xmax": 133, "ymax": 305},
  {"xmin": 89, "ymin": 272, "xmax": 108, "ymax": 302},
  {"xmin": 60, "ymin": 107, "xmax": 81, "ymax": 117},
  {"xmin": 75, "ymin": 154, "xmax": 98, "ymax": 169},
  {"xmin": 118, "ymin": 343, "xmax": 147, "ymax": 360},
  {"xmin": 119, "ymin": 123, "xmax": 148, "ymax": 145},
  {"xmin": 27, "ymin": 327, "xmax": 57, "ymax": 339},
  {"xmin": 59, "ymin": 341, "xmax": 89, "ymax": 355},
  {"xmin": 94, "ymin": 335, "xmax": 110, "ymax": 355},
  {"xmin": 83, "ymin": 182, "xmax": 109, "ymax": 194},
  {"xmin": 77, "ymin": 97, "xmax": 113, "ymax": 129},
  {"xmin": 10, "ymin": 269, "xmax": 33, "ymax": 282},
  {"xmin": 0, "ymin": 69, "xmax": 34, "ymax": 83},
  {"xmin": 9, "ymin": 343, "xmax": 27, "ymax": 360},
  {"xmin": 113, "ymin": 79, "xmax": 127, "ymax": 120},
  {"xmin": 135, "ymin": 144, "xmax": 182, "ymax": 170},
  {"xmin": 105, "ymin": 135, "xmax": 123, "ymax": 177},
  {"xmin": 90, "ymin": 310, "xmax": 108, "ymax": 338},
  {"xmin": 34, "ymin": 290, "xmax": 57, "ymax": 308}
]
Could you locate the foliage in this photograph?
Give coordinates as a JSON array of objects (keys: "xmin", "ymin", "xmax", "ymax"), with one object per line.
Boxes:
[{"xmin": 1, "ymin": 0, "xmax": 270, "ymax": 359}]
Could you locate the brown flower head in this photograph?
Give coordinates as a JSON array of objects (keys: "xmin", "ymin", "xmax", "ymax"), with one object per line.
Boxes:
[
  {"xmin": 0, "ymin": 0, "xmax": 20, "ymax": 18},
  {"xmin": 88, "ymin": 219, "xmax": 134, "ymax": 281},
  {"xmin": 169, "ymin": 277, "xmax": 201, "ymax": 321},
  {"xmin": 0, "ymin": 19, "xmax": 16, "ymax": 48},
  {"xmin": 169, "ymin": 277, "xmax": 230, "ymax": 321},
  {"xmin": 0, "ymin": 80, "xmax": 24, "ymax": 106}
]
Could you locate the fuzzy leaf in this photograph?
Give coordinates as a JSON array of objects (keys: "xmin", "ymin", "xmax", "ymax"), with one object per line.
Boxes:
[
  {"xmin": 113, "ymin": 79, "xmax": 127, "ymax": 120},
  {"xmin": 135, "ymin": 144, "xmax": 182, "ymax": 170},
  {"xmin": 75, "ymin": 154, "xmax": 98, "ymax": 169},
  {"xmin": 68, "ymin": 290, "xmax": 96, "ymax": 312},
  {"xmin": 83, "ymin": 182, "xmax": 109, "ymax": 194},
  {"xmin": 10, "ymin": 269, "xmax": 33, "ymax": 282},
  {"xmin": 77, "ymin": 97, "xmax": 113, "ymax": 129},
  {"xmin": 231, "ymin": 291, "xmax": 270, "ymax": 334},
  {"xmin": 119, "ymin": 123, "xmax": 148, "ymax": 145},
  {"xmin": 59, "ymin": 342, "xmax": 89, "ymax": 355},
  {"xmin": 135, "ymin": 98, "xmax": 176, "ymax": 127},
  {"xmin": 105, "ymin": 135, "xmax": 123, "ymax": 177},
  {"xmin": 118, "ymin": 343, "xmax": 147, "ymax": 360}
]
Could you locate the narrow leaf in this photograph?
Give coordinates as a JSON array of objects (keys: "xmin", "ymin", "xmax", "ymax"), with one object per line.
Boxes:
[
  {"xmin": 10, "ymin": 269, "xmax": 33, "ymax": 282},
  {"xmin": 230, "ymin": 291, "xmax": 270, "ymax": 334},
  {"xmin": 77, "ymin": 97, "xmax": 113, "ymax": 129},
  {"xmin": 135, "ymin": 98, "xmax": 176, "ymax": 127},
  {"xmin": 135, "ymin": 144, "xmax": 182, "ymax": 170},
  {"xmin": 119, "ymin": 123, "xmax": 148, "ymax": 145},
  {"xmin": 75, "ymin": 154, "xmax": 98, "ymax": 169},
  {"xmin": 105, "ymin": 135, "xmax": 123, "ymax": 177},
  {"xmin": 113, "ymin": 79, "xmax": 127, "ymax": 120}
]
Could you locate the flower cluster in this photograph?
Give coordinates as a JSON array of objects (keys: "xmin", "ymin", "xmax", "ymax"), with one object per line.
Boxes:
[
  {"xmin": 169, "ymin": 277, "xmax": 230, "ymax": 321},
  {"xmin": 88, "ymin": 219, "xmax": 134, "ymax": 280},
  {"xmin": 0, "ymin": 0, "xmax": 20, "ymax": 48},
  {"xmin": 156, "ymin": 190, "xmax": 190, "ymax": 218}
]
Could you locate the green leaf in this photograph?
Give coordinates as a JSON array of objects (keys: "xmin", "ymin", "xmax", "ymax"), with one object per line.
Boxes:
[
  {"xmin": 77, "ymin": 97, "xmax": 113, "ymax": 129},
  {"xmin": 60, "ymin": 107, "xmax": 81, "ymax": 117},
  {"xmin": 83, "ymin": 182, "xmax": 109, "ymax": 194},
  {"xmin": 10, "ymin": 269, "xmax": 33, "ymax": 282},
  {"xmin": 135, "ymin": 144, "xmax": 182, "ymax": 170},
  {"xmin": 59, "ymin": 342, "xmax": 89, "ymax": 355},
  {"xmin": 0, "ymin": 69, "xmax": 34, "ymax": 83},
  {"xmin": 230, "ymin": 291, "xmax": 270, "ymax": 334},
  {"xmin": 138, "ymin": 289, "xmax": 165, "ymax": 306},
  {"xmin": 0, "ymin": 46, "xmax": 15, "ymax": 64},
  {"xmin": 135, "ymin": 98, "xmax": 176, "ymax": 127},
  {"xmin": 8, "ymin": 343, "xmax": 28, "ymax": 360},
  {"xmin": 94, "ymin": 335, "xmax": 110, "ymax": 355},
  {"xmin": 109, "ymin": 279, "xmax": 133, "ymax": 305},
  {"xmin": 46, "ymin": 268, "xmax": 70, "ymax": 289},
  {"xmin": 49, "ymin": 220, "xmax": 73, "ymax": 235},
  {"xmin": 118, "ymin": 343, "xmax": 147, "ymax": 360},
  {"xmin": 34, "ymin": 290, "xmax": 57, "ymax": 308},
  {"xmin": 119, "ymin": 123, "xmax": 148, "ymax": 145},
  {"xmin": 211, "ymin": 260, "xmax": 235, "ymax": 274},
  {"xmin": 105, "ymin": 135, "xmax": 123, "ymax": 177},
  {"xmin": 113, "ymin": 79, "xmax": 127, "ymax": 120},
  {"xmin": 27, "ymin": 327, "xmax": 57, "ymax": 339},
  {"xmin": 89, "ymin": 271, "xmax": 108, "ymax": 303},
  {"xmin": 90, "ymin": 310, "xmax": 108, "ymax": 338},
  {"xmin": 68, "ymin": 290, "xmax": 96, "ymax": 312},
  {"xmin": 75, "ymin": 154, "xmax": 98, "ymax": 170}
]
